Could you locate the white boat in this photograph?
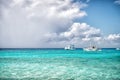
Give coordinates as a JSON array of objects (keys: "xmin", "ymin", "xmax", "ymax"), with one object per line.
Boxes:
[
  {"xmin": 83, "ymin": 46, "xmax": 101, "ymax": 51},
  {"xmin": 116, "ymin": 48, "xmax": 120, "ymax": 50},
  {"xmin": 64, "ymin": 44, "xmax": 75, "ymax": 50}
]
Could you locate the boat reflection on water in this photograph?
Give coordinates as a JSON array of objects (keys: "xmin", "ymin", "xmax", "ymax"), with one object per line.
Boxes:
[{"xmin": 116, "ymin": 48, "xmax": 120, "ymax": 50}]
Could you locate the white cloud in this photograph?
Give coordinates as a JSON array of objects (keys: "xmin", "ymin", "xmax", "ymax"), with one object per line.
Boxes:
[
  {"xmin": 45, "ymin": 22, "xmax": 120, "ymax": 48},
  {"xmin": 0, "ymin": 0, "xmax": 120, "ymax": 48},
  {"xmin": 0, "ymin": 0, "xmax": 87, "ymax": 48},
  {"xmin": 107, "ymin": 34, "xmax": 120, "ymax": 43},
  {"xmin": 45, "ymin": 22, "xmax": 103, "ymax": 47},
  {"xmin": 114, "ymin": 0, "xmax": 120, "ymax": 5},
  {"xmin": 62, "ymin": 23, "xmax": 101, "ymax": 38},
  {"xmin": 97, "ymin": 34, "xmax": 120, "ymax": 48},
  {"xmin": 23, "ymin": 0, "xmax": 87, "ymax": 20}
]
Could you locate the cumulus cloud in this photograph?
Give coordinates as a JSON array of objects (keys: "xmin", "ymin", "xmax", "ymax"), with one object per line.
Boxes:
[
  {"xmin": 0, "ymin": 0, "xmax": 87, "ymax": 48},
  {"xmin": 107, "ymin": 34, "xmax": 120, "ymax": 43},
  {"xmin": 114, "ymin": 0, "xmax": 120, "ymax": 5},
  {"xmin": 45, "ymin": 22, "xmax": 120, "ymax": 48},
  {"xmin": 98, "ymin": 34, "xmax": 120, "ymax": 48},
  {"xmin": 45, "ymin": 23, "xmax": 102, "ymax": 47},
  {"xmin": 0, "ymin": 0, "xmax": 120, "ymax": 48},
  {"xmin": 62, "ymin": 23, "xmax": 101, "ymax": 39}
]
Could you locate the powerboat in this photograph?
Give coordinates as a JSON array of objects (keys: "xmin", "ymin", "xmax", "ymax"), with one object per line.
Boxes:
[
  {"xmin": 64, "ymin": 44, "xmax": 75, "ymax": 50},
  {"xmin": 83, "ymin": 46, "xmax": 101, "ymax": 51}
]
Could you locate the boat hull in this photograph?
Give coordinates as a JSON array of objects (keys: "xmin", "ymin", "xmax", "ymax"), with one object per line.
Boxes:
[{"xmin": 83, "ymin": 48, "xmax": 101, "ymax": 51}]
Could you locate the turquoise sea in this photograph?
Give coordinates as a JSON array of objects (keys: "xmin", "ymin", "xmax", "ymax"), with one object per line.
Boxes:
[{"xmin": 0, "ymin": 48, "xmax": 120, "ymax": 80}]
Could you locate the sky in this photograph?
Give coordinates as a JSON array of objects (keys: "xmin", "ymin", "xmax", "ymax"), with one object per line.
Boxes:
[{"xmin": 0, "ymin": 0, "xmax": 120, "ymax": 48}]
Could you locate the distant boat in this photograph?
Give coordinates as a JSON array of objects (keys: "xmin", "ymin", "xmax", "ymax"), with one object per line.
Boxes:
[
  {"xmin": 83, "ymin": 42, "xmax": 101, "ymax": 51},
  {"xmin": 64, "ymin": 44, "xmax": 75, "ymax": 50},
  {"xmin": 83, "ymin": 46, "xmax": 101, "ymax": 51},
  {"xmin": 116, "ymin": 48, "xmax": 120, "ymax": 50}
]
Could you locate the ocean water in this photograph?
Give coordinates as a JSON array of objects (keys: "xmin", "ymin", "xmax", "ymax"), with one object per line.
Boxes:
[{"xmin": 0, "ymin": 48, "xmax": 120, "ymax": 80}]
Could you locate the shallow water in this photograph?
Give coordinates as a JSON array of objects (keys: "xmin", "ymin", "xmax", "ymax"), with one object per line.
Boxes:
[{"xmin": 0, "ymin": 49, "xmax": 120, "ymax": 80}]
